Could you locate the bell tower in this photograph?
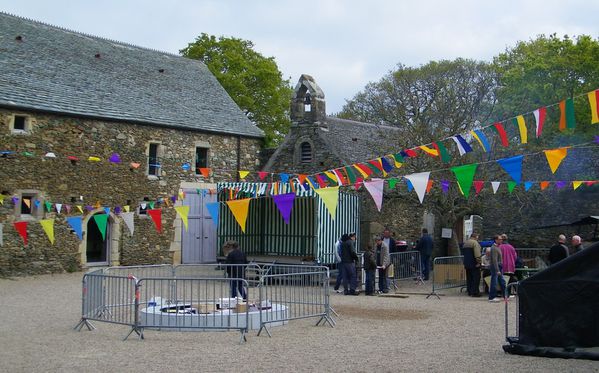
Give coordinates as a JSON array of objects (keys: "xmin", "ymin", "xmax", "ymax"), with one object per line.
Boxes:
[{"xmin": 290, "ymin": 74, "xmax": 326, "ymax": 124}]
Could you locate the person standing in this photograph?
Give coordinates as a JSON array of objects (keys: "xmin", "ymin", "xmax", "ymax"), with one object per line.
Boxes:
[
  {"xmin": 374, "ymin": 236, "xmax": 390, "ymax": 293},
  {"xmin": 488, "ymin": 235, "xmax": 507, "ymax": 302},
  {"xmin": 363, "ymin": 244, "xmax": 377, "ymax": 295},
  {"xmin": 382, "ymin": 229, "xmax": 397, "ymax": 253},
  {"xmin": 499, "ymin": 234, "xmax": 517, "ymax": 275},
  {"xmin": 548, "ymin": 234, "xmax": 569, "ymax": 265},
  {"xmin": 462, "ymin": 233, "xmax": 482, "ymax": 297},
  {"xmin": 333, "ymin": 235, "xmax": 345, "ymax": 293},
  {"xmin": 224, "ymin": 241, "xmax": 247, "ymax": 300},
  {"xmin": 416, "ymin": 228, "xmax": 433, "ymax": 281},
  {"xmin": 340, "ymin": 233, "xmax": 359, "ymax": 295},
  {"xmin": 570, "ymin": 235, "xmax": 584, "ymax": 255}
]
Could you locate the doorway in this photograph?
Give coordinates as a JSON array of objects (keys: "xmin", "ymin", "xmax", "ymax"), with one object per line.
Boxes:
[
  {"xmin": 86, "ymin": 212, "xmax": 110, "ymax": 265},
  {"xmin": 181, "ymin": 189, "xmax": 217, "ymax": 263}
]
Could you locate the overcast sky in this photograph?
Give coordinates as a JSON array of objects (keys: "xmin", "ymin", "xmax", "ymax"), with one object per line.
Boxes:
[{"xmin": 2, "ymin": 0, "xmax": 599, "ymax": 114}]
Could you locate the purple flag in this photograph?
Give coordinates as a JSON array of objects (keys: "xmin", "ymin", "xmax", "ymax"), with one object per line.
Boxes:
[
  {"xmin": 272, "ymin": 193, "xmax": 296, "ymax": 224},
  {"xmin": 109, "ymin": 153, "xmax": 121, "ymax": 163},
  {"xmin": 595, "ymin": 135, "xmax": 599, "ymax": 144},
  {"xmin": 11, "ymin": 196, "xmax": 19, "ymax": 204},
  {"xmin": 85, "ymin": 205, "xmax": 94, "ymax": 212},
  {"xmin": 556, "ymin": 181, "xmax": 567, "ymax": 189},
  {"xmin": 441, "ymin": 180, "xmax": 450, "ymax": 194},
  {"xmin": 114, "ymin": 206, "xmax": 121, "ymax": 215}
]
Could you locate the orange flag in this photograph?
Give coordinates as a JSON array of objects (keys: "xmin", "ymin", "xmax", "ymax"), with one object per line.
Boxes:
[
  {"xmin": 540, "ymin": 181, "xmax": 550, "ymax": 190},
  {"xmin": 198, "ymin": 168, "xmax": 211, "ymax": 178}
]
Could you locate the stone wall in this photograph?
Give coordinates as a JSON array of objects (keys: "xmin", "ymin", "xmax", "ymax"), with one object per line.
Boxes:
[{"xmin": 0, "ymin": 108, "xmax": 262, "ymax": 276}]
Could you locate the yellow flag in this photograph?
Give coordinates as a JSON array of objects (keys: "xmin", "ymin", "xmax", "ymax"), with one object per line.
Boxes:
[
  {"xmin": 516, "ymin": 115, "xmax": 527, "ymax": 144},
  {"xmin": 88, "ymin": 156, "xmax": 101, "ymax": 162},
  {"xmin": 314, "ymin": 186, "xmax": 339, "ymax": 220},
  {"xmin": 588, "ymin": 91, "xmax": 599, "ymax": 124},
  {"xmin": 178, "ymin": 190, "xmax": 185, "ymax": 200},
  {"xmin": 544, "ymin": 147, "xmax": 568, "ymax": 174},
  {"xmin": 419, "ymin": 145, "xmax": 439, "ymax": 157},
  {"xmin": 77, "ymin": 205, "xmax": 83, "ymax": 214},
  {"xmin": 226, "ymin": 198, "xmax": 251, "ymax": 233},
  {"xmin": 572, "ymin": 181, "xmax": 583, "ymax": 190},
  {"xmin": 40, "ymin": 218, "xmax": 55, "ymax": 244},
  {"xmin": 123, "ymin": 205, "xmax": 130, "ymax": 213},
  {"xmin": 94, "ymin": 201, "xmax": 102, "ymax": 209},
  {"xmin": 0, "ymin": 194, "xmax": 5, "ymax": 205},
  {"xmin": 24, "ymin": 199, "xmax": 31, "ymax": 209},
  {"xmin": 174, "ymin": 206, "xmax": 190, "ymax": 231},
  {"xmin": 238, "ymin": 170, "xmax": 250, "ymax": 179}
]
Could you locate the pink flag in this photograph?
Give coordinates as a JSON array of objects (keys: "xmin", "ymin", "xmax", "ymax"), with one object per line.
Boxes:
[{"xmin": 363, "ymin": 179, "xmax": 385, "ymax": 211}]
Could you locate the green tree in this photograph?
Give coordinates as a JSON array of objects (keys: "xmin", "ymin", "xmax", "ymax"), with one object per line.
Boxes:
[
  {"xmin": 181, "ymin": 33, "xmax": 293, "ymax": 146},
  {"xmin": 493, "ymin": 34, "xmax": 599, "ymax": 144}
]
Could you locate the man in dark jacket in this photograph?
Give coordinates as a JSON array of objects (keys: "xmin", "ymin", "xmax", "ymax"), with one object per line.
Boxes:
[
  {"xmin": 383, "ymin": 229, "xmax": 398, "ymax": 253},
  {"xmin": 416, "ymin": 228, "xmax": 434, "ymax": 281},
  {"xmin": 225, "ymin": 241, "xmax": 247, "ymax": 300},
  {"xmin": 340, "ymin": 233, "xmax": 359, "ymax": 295},
  {"xmin": 462, "ymin": 233, "xmax": 482, "ymax": 297},
  {"xmin": 548, "ymin": 234, "xmax": 569, "ymax": 265}
]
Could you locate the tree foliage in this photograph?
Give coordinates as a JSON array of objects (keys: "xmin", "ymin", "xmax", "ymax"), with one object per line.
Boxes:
[{"xmin": 181, "ymin": 33, "xmax": 292, "ymax": 146}]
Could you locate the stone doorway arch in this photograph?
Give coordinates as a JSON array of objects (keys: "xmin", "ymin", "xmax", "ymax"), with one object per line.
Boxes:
[{"xmin": 79, "ymin": 209, "xmax": 122, "ymax": 267}]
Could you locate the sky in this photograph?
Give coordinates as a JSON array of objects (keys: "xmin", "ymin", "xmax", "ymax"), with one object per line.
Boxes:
[{"xmin": 2, "ymin": 0, "xmax": 599, "ymax": 114}]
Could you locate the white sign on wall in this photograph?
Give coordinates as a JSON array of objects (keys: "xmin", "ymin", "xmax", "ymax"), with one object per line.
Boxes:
[{"xmin": 441, "ymin": 228, "xmax": 452, "ymax": 238}]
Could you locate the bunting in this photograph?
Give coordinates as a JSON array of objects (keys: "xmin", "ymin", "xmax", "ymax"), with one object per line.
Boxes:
[
  {"xmin": 388, "ymin": 179, "xmax": 399, "ymax": 190},
  {"xmin": 238, "ymin": 171, "xmax": 250, "ymax": 179},
  {"xmin": 451, "ymin": 135, "xmax": 473, "ymax": 156},
  {"xmin": 14, "ymin": 221, "xmax": 28, "ymax": 245},
  {"xmin": 272, "ymin": 193, "xmax": 295, "ymax": 224},
  {"xmin": 491, "ymin": 182, "xmax": 501, "ymax": 194},
  {"xmin": 419, "ymin": 145, "xmax": 439, "ymax": 157},
  {"xmin": 559, "ymin": 98, "xmax": 576, "ymax": 131},
  {"xmin": 67, "ymin": 216, "xmax": 83, "ymax": 240},
  {"xmin": 121, "ymin": 212, "xmax": 135, "ymax": 235},
  {"xmin": 147, "ymin": 209, "xmax": 162, "ymax": 233},
  {"xmin": 39, "ymin": 218, "xmax": 55, "ymax": 244},
  {"xmin": 533, "ymin": 107, "xmax": 546, "ymax": 138},
  {"xmin": 363, "ymin": 179, "xmax": 385, "ymax": 211},
  {"xmin": 314, "ymin": 186, "xmax": 339, "ymax": 219},
  {"xmin": 471, "ymin": 130, "xmax": 491, "ymax": 153},
  {"xmin": 589, "ymin": 90, "xmax": 599, "ymax": 124},
  {"xmin": 93, "ymin": 214, "xmax": 108, "ymax": 240},
  {"xmin": 540, "ymin": 181, "xmax": 550, "ymax": 190},
  {"xmin": 544, "ymin": 148, "xmax": 568, "ymax": 174},
  {"xmin": 451, "ymin": 164, "xmax": 478, "ymax": 198},
  {"xmin": 226, "ymin": 199, "xmax": 251, "ymax": 233},
  {"xmin": 497, "ymin": 155, "xmax": 524, "ymax": 185},
  {"xmin": 524, "ymin": 181, "xmax": 534, "ymax": 191},
  {"xmin": 206, "ymin": 202, "xmax": 220, "ymax": 228},
  {"xmin": 473, "ymin": 181, "xmax": 484, "ymax": 195},
  {"xmin": 507, "ymin": 182, "xmax": 517, "ymax": 193},
  {"xmin": 492, "ymin": 123, "xmax": 509, "ymax": 147},
  {"xmin": 514, "ymin": 115, "xmax": 527, "ymax": 144},
  {"xmin": 174, "ymin": 206, "xmax": 190, "ymax": 231},
  {"xmin": 432, "ymin": 142, "xmax": 451, "ymax": 163},
  {"xmin": 258, "ymin": 171, "xmax": 269, "ymax": 181},
  {"xmin": 404, "ymin": 172, "xmax": 431, "ymax": 204}
]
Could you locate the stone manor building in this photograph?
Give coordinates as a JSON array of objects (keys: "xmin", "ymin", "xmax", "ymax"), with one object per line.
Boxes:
[{"xmin": 0, "ymin": 13, "xmax": 263, "ymax": 276}]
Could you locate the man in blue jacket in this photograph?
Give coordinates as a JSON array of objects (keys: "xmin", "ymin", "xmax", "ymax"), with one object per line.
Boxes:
[{"xmin": 416, "ymin": 228, "xmax": 433, "ymax": 281}]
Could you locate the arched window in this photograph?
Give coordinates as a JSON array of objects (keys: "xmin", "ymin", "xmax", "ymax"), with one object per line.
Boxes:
[{"xmin": 300, "ymin": 142, "xmax": 312, "ymax": 163}]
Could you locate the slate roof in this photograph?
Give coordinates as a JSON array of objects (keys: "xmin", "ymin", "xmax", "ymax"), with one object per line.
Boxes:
[
  {"xmin": 318, "ymin": 117, "xmax": 403, "ymax": 165},
  {"xmin": 0, "ymin": 12, "xmax": 264, "ymax": 138}
]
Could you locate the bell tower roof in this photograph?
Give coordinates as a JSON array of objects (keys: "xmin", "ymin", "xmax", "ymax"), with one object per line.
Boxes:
[{"xmin": 290, "ymin": 74, "xmax": 326, "ymax": 124}]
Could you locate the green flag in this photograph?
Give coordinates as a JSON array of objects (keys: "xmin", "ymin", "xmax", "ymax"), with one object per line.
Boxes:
[
  {"xmin": 507, "ymin": 181, "xmax": 517, "ymax": 194},
  {"xmin": 388, "ymin": 179, "xmax": 399, "ymax": 190},
  {"xmin": 566, "ymin": 98, "xmax": 576, "ymax": 129},
  {"xmin": 344, "ymin": 166, "xmax": 357, "ymax": 184},
  {"xmin": 93, "ymin": 214, "xmax": 108, "ymax": 241},
  {"xmin": 434, "ymin": 141, "xmax": 451, "ymax": 164},
  {"xmin": 451, "ymin": 163, "xmax": 478, "ymax": 198}
]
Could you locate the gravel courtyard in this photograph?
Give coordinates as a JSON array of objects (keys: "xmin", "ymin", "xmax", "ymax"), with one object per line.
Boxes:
[{"xmin": 0, "ymin": 273, "xmax": 595, "ymax": 372}]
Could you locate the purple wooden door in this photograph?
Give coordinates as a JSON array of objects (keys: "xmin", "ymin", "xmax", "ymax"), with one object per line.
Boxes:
[{"xmin": 181, "ymin": 189, "xmax": 217, "ymax": 263}]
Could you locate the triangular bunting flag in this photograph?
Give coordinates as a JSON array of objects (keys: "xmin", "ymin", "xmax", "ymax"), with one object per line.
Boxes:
[
  {"xmin": 272, "ymin": 193, "xmax": 295, "ymax": 224},
  {"xmin": 363, "ymin": 179, "xmax": 385, "ymax": 211},
  {"xmin": 540, "ymin": 181, "xmax": 550, "ymax": 190},
  {"xmin": 44, "ymin": 201, "xmax": 52, "ymax": 213},
  {"xmin": 556, "ymin": 181, "xmax": 567, "ymax": 189},
  {"xmin": 0, "ymin": 194, "xmax": 6, "ymax": 205},
  {"xmin": 280, "ymin": 173, "xmax": 290, "ymax": 183},
  {"xmin": 258, "ymin": 171, "xmax": 269, "ymax": 181},
  {"xmin": 388, "ymin": 179, "xmax": 399, "ymax": 190},
  {"xmin": 226, "ymin": 199, "xmax": 251, "ymax": 233},
  {"xmin": 473, "ymin": 181, "xmax": 484, "ymax": 195},
  {"xmin": 77, "ymin": 205, "xmax": 84, "ymax": 214},
  {"xmin": 471, "ymin": 130, "xmax": 491, "ymax": 152},
  {"xmin": 93, "ymin": 214, "xmax": 108, "ymax": 240},
  {"xmin": 206, "ymin": 202, "xmax": 220, "ymax": 228},
  {"xmin": 492, "ymin": 123, "xmax": 509, "ymax": 147},
  {"xmin": 524, "ymin": 181, "xmax": 533, "ymax": 191},
  {"xmin": 451, "ymin": 164, "xmax": 478, "ymax": 198},
  {"xmin": 405, "ymin": 172, "xmax": 431, "ymax": 204},
  {"xmin": 367, "ymin": 159, "xmax": 385, "ymax": 176},
  {"xmin": 238, "ymin": 170, "xmax": 250, "ymax": 180},
  {"xmin": 121, "ymin": 212, "xmax": 135, "ymax": 236},
  {"xmin": 588, "ymin": 90, "xmax": 599, "ymax": 124},
  {"xmin": 507, "ymin": 181, "xmax": 517, "ymax": 193},
  {"xmin": 147, "ymin": 209, "xmax": 162, "ymax": 233},
  {"xmin": 14, "ymin": 221, "xmax": 28, "ymax": 245},
  {"xmin": 198, "ymin": 168, "xmax": 211, "ymax": 178},
  {"xmin": 533, "ymin": 107, "xmax": 546, "ymax": 138},
  {"xmin": 426, "ymin": 180, "xmax": 434, "ymax": 194},
  {"xmin": 514, "ymin": 115, "xmax": 527, "ymax": 144},
  {"xmin": 123, "ymin": 205, "xmax": 130, "ymax": 213},
  {"xmin": 314, "ymin": 187, "xmax": 339, "ymax": 219},
  {"xmin": 432, "ymin": 142, "xmax": 451, "ymax": 163},
  {"xmin": 497, "ymin": 155, "xmax": 524, "ymax": 185},
  {"xmin": 65, "ymin": 204, "xmax": 71, "ymax": 214},
  {"xmin": 55, "ymin": 203, "xmax": 62, "ymax": 214},
  {"xmin": 40, "ymin": 219, "xmax": 55, "ymax": 244},
  {"xmin": 109, "ymin": 153, "xmax": 121, "ymax": 163},
  {"xmin": 174, "ymin": 206, "xmax": 190, "ymax": 231},
  {"xmin": 572, "ymin": 181, "xmax": 583, "ymax": 190},
  {"xmin": 392, "ymin": 153, "xmax": 404, "ymax": 168},
  {"xmin": 491, "ymin": 182, "xmax": 501, "ymax": 194},
  {"xmin": 544, "ymin": 147, "xmax": 568, "ymax": 174},
  {"xmin": 380, "ymin": 157, "xmax": 394, "ymax": 173},
  {"xmin": 441, "ymin": 180, "xmax": 450, "ymax": 194},
  {"xmin": 406, "ymin": 179, "xmax": 413, "ymax": 192},
  {"xmin": 451, "ymin": 135, "xmax": 473, "ymax": 156},
  {"xmin": 67, "ymin": 216, "xmax": 83, "ymax": 240}
]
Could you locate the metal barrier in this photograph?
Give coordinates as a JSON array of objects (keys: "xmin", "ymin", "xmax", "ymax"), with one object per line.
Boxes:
[
  {"xmin": 426, "ymin": 256, "xmax": 466, "ymax": 299},
  {"xmin": 257, "ymin": 266, "xmax": 333, "ymax": 337},
  {"xmin": 389, "ymin": 251, "xmax": 424, "ymax": 287},
  {"xmin": 76, "ymin": 264, "xmax": 333, "ymax": 341}
]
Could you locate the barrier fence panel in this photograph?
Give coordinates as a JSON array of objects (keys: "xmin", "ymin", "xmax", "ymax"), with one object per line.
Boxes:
[
  {"xmin": 75, "ymin": 272, "xmax": 137, "ymax": 332},
  {"xmin": 135, "ymin": 277, "xmax": 250, "ymax": 342},
  {"xmin": 426, "ymin": 256, "xmax": 466, "ymax": 299},
  {"xmin": 174, "ymin": 264, "xmax": 264, "ymax": 287},
  {"xmin": 104, "ymin": 264, "xmax": 174, "ymax": 278},
  {"xmin": 389, "ymin": 251, "xmax": 423, "ymax": 284},
  {"xmin": 258, "ymin": 267, "xmax": 332, "ymax": 337}
]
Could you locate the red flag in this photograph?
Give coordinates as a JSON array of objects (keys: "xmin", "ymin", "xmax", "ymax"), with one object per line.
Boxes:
[
  {"xmin": 493, "ymin": 123, "xmax": 509, "ymax": 147},
  {"xmin": 258, "ymin": 171, "xmax": 269, "ymax": 181},
  {"xmin": 316, "ymin": 174, "xmax": 328, "ymax": 188},
  {"xmin": 473, "ymin": 180, "xmax": 484, "ymax": 195},
  {"xmin": 298, "ymin": 174, "xmax": 307, "ymax": 184},
  {"xmin": 14, "ymin": 221, "xmax": 28, "ymax": 245},
  {"xmin": 354, "ymin": 163, "xmax": 373, "ymax": 178},
  {"xmin": 426, "ymin": 180, "xmax": 434, "ymax": 194},
  {"xmin": 333, "ymin": 168, "xmax": 348, "ymax": 186},
  {"xmin": 403, "ymin": 149, "xmax": 418, "ymax": 157},
  {"xmin": 367, "ymin": 159, "xmax": 384, "ymax": 174},
  {"xmin": 354, "ymin": 177, "xmax": 363, "ymax": 190},
  {"xmin": 198, "ymin": 168, "xmax": 211, "ymax": 178},
  {"xmin": 147, "ymin": 209, "xmax": 162, "ymax": 233}
]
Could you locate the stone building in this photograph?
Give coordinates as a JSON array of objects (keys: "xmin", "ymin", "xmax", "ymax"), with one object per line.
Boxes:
[{"xmin": 0, "ymin": 13, "xmax": 263, "ymax": 276}]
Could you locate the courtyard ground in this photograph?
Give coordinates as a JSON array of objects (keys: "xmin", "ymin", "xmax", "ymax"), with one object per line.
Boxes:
[{"xmin": 0, "ymin": 273, "xmax": 596, "ymax": 372}]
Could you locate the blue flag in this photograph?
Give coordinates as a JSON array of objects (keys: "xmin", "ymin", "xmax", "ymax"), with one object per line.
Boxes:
[
  {"xmin": 205, "ymin": 202, "xmax": 220, "ymax": 228},
  {"xmin": 497, "ymin": 155, "xmax": 524, "ymax": 185},
  {"xmin": 66, "ymin": 216, "xmax": 83, "ymax": 240}
]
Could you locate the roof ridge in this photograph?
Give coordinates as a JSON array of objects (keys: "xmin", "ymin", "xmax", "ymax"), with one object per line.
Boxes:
[{"xmin": 1, "ymin": 11, "xmax": 182, "ymax": 58}]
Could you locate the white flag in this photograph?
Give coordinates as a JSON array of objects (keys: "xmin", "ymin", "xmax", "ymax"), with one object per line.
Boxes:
[{"xmin": 121, "ymin": 212, "xmax": 135, "ymax": 236}]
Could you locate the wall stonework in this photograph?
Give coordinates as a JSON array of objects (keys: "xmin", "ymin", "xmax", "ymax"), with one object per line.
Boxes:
[{"xmin": 0, "ymin": 109, "xmax": 262, "ymax": 276}]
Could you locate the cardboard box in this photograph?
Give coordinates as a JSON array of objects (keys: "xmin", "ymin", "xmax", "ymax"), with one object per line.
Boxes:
[
  {"xmin": 193, "ymin": 303, "xmax": 216, "ymax": 314},
  {"xmin": 234, "ymin": 303, "xmax": 248, "ymax": 313}
]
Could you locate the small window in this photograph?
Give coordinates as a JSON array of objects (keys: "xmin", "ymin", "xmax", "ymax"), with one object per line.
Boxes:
[
  {"xmin": 148, "ymin": 143, "xmax": 160, "ymax": 177},
  {"xmin": 138, "ymin": 197, "xmax": 150, "ymax": 217},
  {"xmin": 21, "ymin": 195, "xmax": 33, "ymax": 215},
  {"xmin": 195, "ymin": 147, "xmax": 209, "ymax": 174},
  {"xmin": 14, "ymin": 190, "xmax": 42, "ymax": 220},
  {"xmin": 10, "ymin": 115, "xmax": 31, "ymax": 134},
  {"xmin": 300, "ymin": 142, "xmax": 312, "ymax": 163}
]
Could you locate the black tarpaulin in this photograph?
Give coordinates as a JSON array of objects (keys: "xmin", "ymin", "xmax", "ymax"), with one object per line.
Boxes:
[{"xmin": 503, "ymin": 241, "xmax": 599, "ymax": 360}]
